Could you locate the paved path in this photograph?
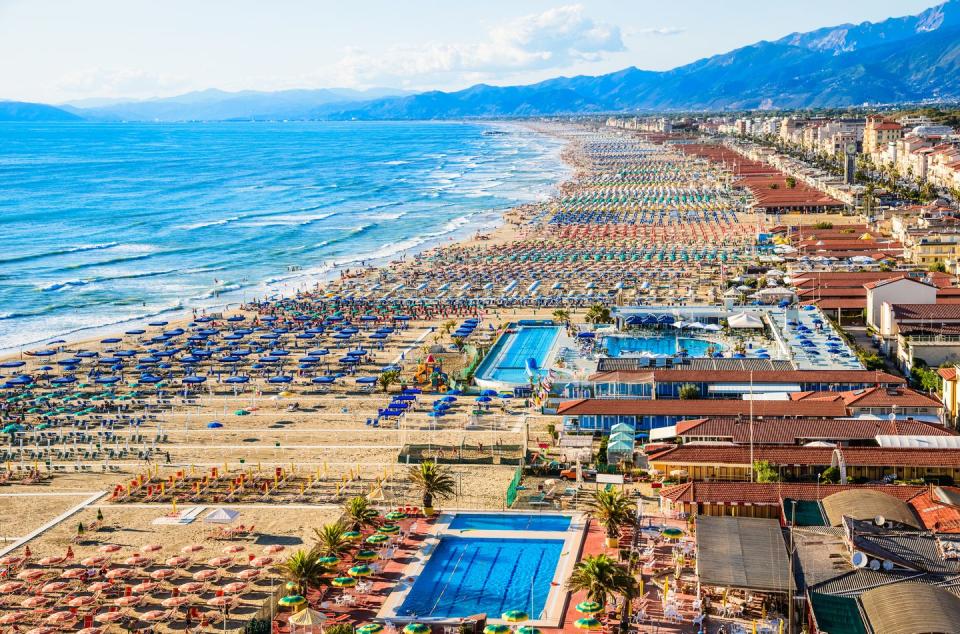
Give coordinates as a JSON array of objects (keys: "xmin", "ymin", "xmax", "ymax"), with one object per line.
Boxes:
[{"xmin": 0, "ymin": 490, "xmax": 106, "ymax": 558}]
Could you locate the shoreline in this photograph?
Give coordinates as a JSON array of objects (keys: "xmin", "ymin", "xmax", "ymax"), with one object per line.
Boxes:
[{"xmin": 0, "ymin": 121, "xmax": 576, "ymax": 356}]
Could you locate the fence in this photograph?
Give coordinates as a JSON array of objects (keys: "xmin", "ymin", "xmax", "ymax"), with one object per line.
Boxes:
[{"xmin": 505, "ymin": 466, "xmax": 522, "ymax": 508}]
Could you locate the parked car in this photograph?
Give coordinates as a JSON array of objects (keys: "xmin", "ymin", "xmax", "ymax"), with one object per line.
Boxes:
[{"xmin": 559, "ymin": 468, "xmax": 597, "ymax": 481}]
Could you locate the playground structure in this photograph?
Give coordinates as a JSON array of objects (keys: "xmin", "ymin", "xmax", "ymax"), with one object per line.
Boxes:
[{"xmin": 412, "ymin": 355, "xmax": 450, "ymax": 392}]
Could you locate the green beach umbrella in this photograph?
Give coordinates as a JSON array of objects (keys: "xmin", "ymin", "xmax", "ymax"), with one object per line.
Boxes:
[
  {"xmin": 574, "ymin": 618, "xmax": 603, "ymax": 630},
  {"xmin": 517, "ymin": 627, "xmax": 543, "ymax": 634},
  {"xmin": 501, "ymin": 610, "xmax": 530, "ymax": 623},
  {"xmin": 285, "ymin": 581, "xmax": 298, "ymax": 592},
  {"xmin": 344, "ymin": 531, "xmax": 362, "ymax": 541},
  {"xmin": 404, "ymin": 624, "xmax": 431, "ymax": 634},
  {"xmin": 385, "ymin": 511, "xmax": 407, "ymax": 521},
  {"xmin": 366, "ymin": 534, "xmax": 389, "ymax": 544},
  {"xmin": 484, "ymin": 625, "xmax": 512, "ymax": 634},
  {"xmin": 661, "ymin": 527, "xmax": 684, "ymax": 540},
  {"xmin": 348, "ymin": 564, "xmax": 372, "ymax": 577},
  {"xmin": 331, "ymin": 576, "xmax": 357, "ymax": 587},
  {"xmin": 318, "ymin": 556, "xmax": 340, "ymax": 567},
  {"xmin": 278, "ymin": 595, "xmax": 306, "ymax": 608},
  {"xmin": 576, "ymin": 602, "xmax": 603, "ymax": 615},
  {"xmin": 377, "ymin": 524, "xmax": 400, "ymax": 534},
  {"xmin": 358, "ymin": 624, "xmax": 385, "ymax": 634},
  {"xmin": 355, "ymin": 549, "xmax": 379, "ymax": 561}
]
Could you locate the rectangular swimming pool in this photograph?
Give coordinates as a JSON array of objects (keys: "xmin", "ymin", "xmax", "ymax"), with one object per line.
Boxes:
[
  {"xmin": 448, "ymin": 513, "xmax": 571, "ymax": 532},
  {"xmin": 475, "ymin": 325, "xmax": 560, "ymax": 387},
  {"xmin": 396, "ymin": 537, "xmax": 563, "ymax": 619}
]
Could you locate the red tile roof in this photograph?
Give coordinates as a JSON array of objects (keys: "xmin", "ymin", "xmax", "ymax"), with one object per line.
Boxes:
[
  {"xmin": 938, "ymin": 368, "xmax": 958, "ymax": 381},
  {"xmin": 659, "ymin": 481, "xmax": 927, "ymax": 505},
  {"xmin": 647, "ymin": 445, "xmax": 960, "ymax": 467},
  {"xmin": 891, "ymin": 304, "xmax": 960, "ymax": 322},
  {"xmin": 863, "ymin": 275, "xmax": 936, "ymax": 290},
  {"xmin": 675, "ymin": 416, "xmax": 952, "ymax": 444},
  {"xmin": 838, "ymin": 386, "xmax": 943, "ymax": 409},
  {"xmin": 556, "ymin": 399, "xmax": 848, "ymax": 417},
  {"xmin": 909, "ymin": 489, "xmax": 960, "ymax": 532}
]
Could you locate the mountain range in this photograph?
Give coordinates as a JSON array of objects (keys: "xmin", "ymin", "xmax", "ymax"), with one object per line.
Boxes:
[{"xmin": 5, "ymin": 1, "xmax": 960, "ymax": 121}]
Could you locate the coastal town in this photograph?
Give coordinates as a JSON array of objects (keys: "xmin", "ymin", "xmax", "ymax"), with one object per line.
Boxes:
[{"xmin": 9, "ymin": 110, "xmax": 960, "ymax": 634}]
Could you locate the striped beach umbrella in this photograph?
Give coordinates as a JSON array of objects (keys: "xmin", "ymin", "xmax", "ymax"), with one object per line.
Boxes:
[
  {"xmin": 385, "ymin": 511, "xmax": 407, "ymax": 521},
  {"xmin": 344, "ymin": 531, "xmax": 363, "ymax": 540},
  {"xmin": 366, "ymin": 534, "xmax": 389, "ymax": 544},
  {"xmin": 377, "ymin": 524, "xmax": 400, "ymax": 534},
  {"xmin": 404, "ymin": 624, "xmax": 431, "ymax": 634},
  {"xmin": 331, "ymin": 576, "xmax": 357, "ymax": 588},
  {"xmin": 517, "ymin": 627, "xmax": 543, "ymax": 634},
  {"xmin": 318, "ymin": 556, "xmax": 340, "ymax": 567},
  {"xmin": 576, "ymin": 601, "xmax": 603, "ymax": 615},
  {"xmin": 358, "ymin": 624, "xmax": 385, "ymax": 634},
  {"xmin": 348, "ymin": 564, "xmax": 373, "ymax": 577},
  {"xmin": 278, "ymin": 595, "xmax": 306, "ymax": 608},
  {"xmin": 355, "ymin": 549, "xmax": 379, "ymax": 561},
  {"xmin": 574, "ymin": 618, "xmax": 603, "ymax": 630},
  {"xmin": 484, "ymin": 625, "xmax": 512, "ymax": 634},
  {"xmin": 501, "ymin": 610, "xmax": 530, "ymax": 623}
]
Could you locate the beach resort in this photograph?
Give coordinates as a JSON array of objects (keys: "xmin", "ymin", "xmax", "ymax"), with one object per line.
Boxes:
[{"xmin": 5, "ymin": 118, "xmax": 960, "ymax": 634}]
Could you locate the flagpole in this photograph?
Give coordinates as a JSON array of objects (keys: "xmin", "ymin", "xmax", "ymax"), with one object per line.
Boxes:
[{"xmin": 749, "ymin": 370, "xmax": 755, "ymax": 482}]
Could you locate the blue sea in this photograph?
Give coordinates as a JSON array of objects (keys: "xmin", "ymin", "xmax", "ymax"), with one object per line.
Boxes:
[{"xmin": 0, "ymin": 121, "xmax": 568, "ymax": 350}]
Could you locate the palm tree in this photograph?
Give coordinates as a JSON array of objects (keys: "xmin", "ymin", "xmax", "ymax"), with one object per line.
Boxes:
[
  {"xmin": 587, "ymin": 488, "xmax": 636, "ymax": 547},
  {"xmin": 566, "ymin": 553, "xmax": 637, "ymax": 618},
  {"xmin": 407, "ymin": 461, "xmax": 456, "ymax": 514},
  {"xmin": 278, "ymin": 549, "xmax": 325, "ymax": 596},
  {"xmin": 552, "ymin": 309, "xmax": 571, "ymax": 326},
  {"xmin": 378, "ymin": 369, "xmax": 401, "ymax": 393},
  {"xmin": 312, "ymin": 521, "xmax": 351, "ymax": 557},
  {"xmin": 585, "ymin": 304, "xmax": 612, "ymax": 325},
  {"xmin": 344, "ymin": 495, "xmax": 378, "ymax": 532}
]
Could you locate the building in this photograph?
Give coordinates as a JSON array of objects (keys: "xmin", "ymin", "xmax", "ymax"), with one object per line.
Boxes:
[
  {"xmin": 864, "ymin": 276, "xmax": 938, "ymax": 332},
  {"xmin": 863, "ymin": 116, "xmax": 903, "ymax": 158}
]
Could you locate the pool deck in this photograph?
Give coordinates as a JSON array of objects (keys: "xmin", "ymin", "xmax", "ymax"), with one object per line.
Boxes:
[{"xmin": 377, "ymin": 510, "xmax": 588, "ymax": 628}]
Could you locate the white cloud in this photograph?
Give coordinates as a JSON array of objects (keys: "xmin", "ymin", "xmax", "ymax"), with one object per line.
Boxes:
[
  {"xmin": 328, "ymin": 4, "xmax": 625, "ymax": 88},
  {"xmin": 56, "ymin": 67, "xmax": 191, "ymax": 99},
  {"xmin": 637, "ymin": 27, "xmax": 686, "ymax": 37}
]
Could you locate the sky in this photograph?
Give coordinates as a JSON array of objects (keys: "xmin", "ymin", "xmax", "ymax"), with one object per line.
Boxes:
[{"xmin": 0, "ymin": 0, "xmax": 945, "ymax": 104}]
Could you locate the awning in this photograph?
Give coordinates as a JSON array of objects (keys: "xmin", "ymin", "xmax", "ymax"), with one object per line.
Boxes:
[
  {"xmin": 649, "ymin": 425, "xmax": 678, "ymax": 441},
  {"xmin": 707, "ymin": 384, "xmax": 802, "ymax": 394},
  {"xmin": 875, "ymin": 435, "xmax": 960, "ymax": 449}
]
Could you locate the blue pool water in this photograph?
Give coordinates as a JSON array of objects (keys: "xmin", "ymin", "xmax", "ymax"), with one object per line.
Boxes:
[
  {"xmin": 449, "ymin": 513, "xmax": 571, "ymax": 531},
  {"xmin": 398, "ymin": 537, "xmax": 563, "ymax": 618},
  {"xmin": 604, "ymin": 335, "xmax": 724, "ymax": 358},
  {"xmin": 475, "ymin": 326, "xmax": 560, "ymax": 385}
]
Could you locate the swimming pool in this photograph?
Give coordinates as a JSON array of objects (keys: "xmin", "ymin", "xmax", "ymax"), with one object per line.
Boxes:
[
  {"xmin": 449, "ymin": 513, "xmax": 571, "ymax": 532},
  {"xmin": 396, "ymin": 537, "xmax": 563, "ymax": 619},
  {"xmin": 604, "ymin": 335, "xmax": 723, "ymax": 358},
  {"xmin": 475, "ymin": 325, "xmax": 560, "ymax": 387}
]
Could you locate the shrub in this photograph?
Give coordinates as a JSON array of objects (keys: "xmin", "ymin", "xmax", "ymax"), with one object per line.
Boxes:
[
  {"xmin": 785, "ymin": 176, "xmax": 797, "ymax": 188},
  {"xmin": 327, "ymin": 625, "xmax": 355, "ymax": 634},
  {"xmin": 814, "ymin": 221, "xmax": 834, "ymax": 230},
  {"xmin": 678, "ymin": 384, "xmax": 700, "ymax": 400},
  {"xmin": 244, "ymin": 619, "xmax": 271, "ymax": 634},
  {"xmin": 821, "ymin": 466, "xmax": 841, "ymax": 483}
]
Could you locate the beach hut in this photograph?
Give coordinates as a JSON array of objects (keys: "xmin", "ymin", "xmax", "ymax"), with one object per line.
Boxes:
[
  {"xmin": 728, "ymin": 312, "xmax": 764, "ymax": 329},
  {"xmin": 288, "ymin": 607, "xmax": 328, "ymax": 633}
]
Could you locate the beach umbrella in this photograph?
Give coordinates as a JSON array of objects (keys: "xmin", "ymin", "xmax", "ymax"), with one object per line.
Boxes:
[
  {"xmin": 0, "ymin": 581, "xmax": 24, "ymax": 593},
  {"xmin": 377, "ymin": 524, "xmax": 400, "ymax": 534},
  {"xmin": 355, "ymin": 549, "xmax": 379, "ymax": 561},
  {"xmin": 132, "ymin": 580, "xmax": 158, "ymax": 593},
  {"xmin": 357, "ymin": 624, "xmax": 385, "ymax": 634},
  {"xmin": 182, "ymin": 544, "xmax": 205, "ymax": 554},
  {"xmin": 502, "ymin": 610, "xmax": 530, "ymax": 622},
  {"xmin": 576, "ymin": 601, "xmax": 603, "ymax": 615},
  {"xmin": 404, "ymin": 624, "xmax": 431, "ymax": 634},
  {"xmin": 193, "ymin": 569, "xmax": 218, "ymax": 582},
  {"xmin": 223, "ymin": 581, "xmax": 248, "ymax": 594},
  {"xmin": 344, "ymin": 531, "xmax": 362, "ymax": 540},
  {"xmin": 250, "ymin": 555, "xmax": 274, "ymax": 567},
  {"xmin": 485, "ymin": 625, "xmax": 512, "ymax": 634},
  {"xmin": 94, "ymin": 612, "xmax": 126, "ymax": 624},
  {"xmin": 67, "ymin": 595, "xmax": 97, "ymax": 607},
  {"xmin": 348, "ymin": 564, "xmax": 373, "ymax": 577},
  {"xmin": 62, "ymin": 568, "xmax": 88, "ymax": 580},
  {"xmin": 45, "ymin": 612, "xmax": 77, "ymax": 627},
  {"xmin": 278, "ymin": 594, "xmax": 307, "ymax": 608},
  {"xmin": 517, "ymin": 628, "xmax": 543, "ymax": 634},
  {"xmin": 166, "ymin": 555, "xmax": 191, "ymax": 567},
  {"xmin": 385, "ymin": 511, "xmax": 407, "ymax": 521},
  {"xmin": 317, "ymin": 556, "xmax": 340, "ymax": 567},
  {"xmin": 331, "ymin": 576, "xmax": 357, "ymax": 588},
  {"xmin": 207, "ymin": 596, "xmax": 236, "ymax": 608},
  {"xmin": 0, "ymin": 613, "xmax": 24, "ymax": 626},
  {"xmin": 105, "ymin": 568, "xmax": 133, "ymax": 580},
  {"xmin": 21, "ymin": 595, "xmax": 50, "ymax": 608},
  {"xmin": 114, "ymin": 595, "xmax": 142, "ymax": 607},
  {"xmin": 365, "ymin": 534, "xmax": 388, "ymax": 544},
  {"xmin": 162, "ymin": 596, "xmax": 192, "ymax": 608},
  {"xmin": 661, "ymin": 527, "xmax": 684, "ymax": 540},
  {"xmin": 264, "ymin": 544, "xmax": 287, "ymax": 554},
  {"xmin": 150, "ymin": 568, "xmax": 176, "ymax": 580},
  {"xmin": 178, "ymin": 581, "xmax": 205, "ymax": 593},
  {"xmin": 88, "ymin": 581, "xmax": 113, "ymax": 593},
  {"xmin": 574, "ymin": 618, "xmax": 603, "ymax": 630},
  {"xmin": 77, "ymin": 628, "xmax": 105, "ymax": 634},
  {"xmin": 40, "ymin": 581, "xmax": 70, "ymax": 593},
  {"xmin": 238, "ymin": 568, "xmax": 262, "ymax": 580}
]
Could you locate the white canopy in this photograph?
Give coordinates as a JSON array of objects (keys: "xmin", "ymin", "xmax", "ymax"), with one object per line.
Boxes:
[
  {"xmin": 203, "ymin": 508, "xmax": 240, "ymax": 524},
  {"xmin": 727, "ymin": 312, "xmax": 764, "ymax": 329}
]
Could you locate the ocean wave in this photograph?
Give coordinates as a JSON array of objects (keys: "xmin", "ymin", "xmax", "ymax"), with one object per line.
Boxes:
[
  {"xmin": 0, "ymin": 242, "xmax": 120, "ymax": 266},
  {"xmin": 182, "ymin": 216, "xmax": 241, "ymax": 230}
]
